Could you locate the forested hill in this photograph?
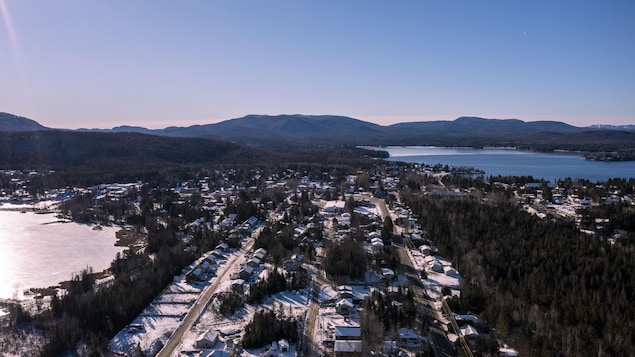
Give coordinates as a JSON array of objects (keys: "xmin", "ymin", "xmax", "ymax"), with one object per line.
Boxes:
[
  {"xmin": 2, "ymin": 112, "xmax": 634, "ymax": 155},
  {"xmin": 0, "ymin": 131, "xmax": 270, "ymax": 169},
  {"xmin": 0, "ymin": 130, "xmax": 386, "ymax": 175}
]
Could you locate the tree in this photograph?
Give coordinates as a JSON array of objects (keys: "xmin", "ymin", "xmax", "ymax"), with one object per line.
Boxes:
[{"xmin": 361, "ymin": 309, "xmax": 383, "ymax": 356}]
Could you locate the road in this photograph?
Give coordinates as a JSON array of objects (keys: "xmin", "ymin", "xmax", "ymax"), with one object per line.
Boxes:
[
  {"xmin": 301, "ymin": 272, "xmax": 326, "ymax": 357},
  {"xmin": 395, "ymin": 244, "xmax": 456, "ymax": 357},
  {"xmin": 156, "ymin": 237, "xmax": 255, "ymax": 357}
]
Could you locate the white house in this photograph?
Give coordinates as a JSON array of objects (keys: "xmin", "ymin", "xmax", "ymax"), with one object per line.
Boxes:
[
  {"xmin": 371, "ymin": 238, "xmax": 384, "ymax": 254},
  {"xmin": 278, "ymin": 339, "xmax": 290, "ymax": 352},
  {"xmin": 324, "ymin": 200, "xmax": 346, "ymax": 213},
  {"xmin": 195, "ymin": 329, "xmax": 219, "ymax": 349},
  {"xmin": 334, "ymin": 326, "xmax": 362, "ymax": 356}
]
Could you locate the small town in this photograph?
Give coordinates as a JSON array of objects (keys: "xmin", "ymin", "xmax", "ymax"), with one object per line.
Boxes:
[{"xmin": 1, "ymin": 163, "xmax": 633, "ymax": 357}]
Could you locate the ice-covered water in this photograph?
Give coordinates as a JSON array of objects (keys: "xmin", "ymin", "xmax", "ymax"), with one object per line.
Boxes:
[{"xmin": 0, "ymin": 210, "xmax": 125, "ymax": 299}]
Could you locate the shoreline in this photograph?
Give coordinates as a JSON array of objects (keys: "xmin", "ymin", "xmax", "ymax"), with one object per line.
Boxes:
[{"xmin": 1, "ymin": 210, "xmax": 145, "ymax": 304}]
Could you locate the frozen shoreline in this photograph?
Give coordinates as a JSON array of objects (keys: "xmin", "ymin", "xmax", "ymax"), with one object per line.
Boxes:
[{"xmin": 0, "ymin": 208, "xmax": 126, "ymax": 300}]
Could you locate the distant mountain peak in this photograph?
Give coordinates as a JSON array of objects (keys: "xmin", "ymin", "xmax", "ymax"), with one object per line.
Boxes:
[{"xmin": 0, "ymin": 112, "xmax": 50, "ymax": 132}]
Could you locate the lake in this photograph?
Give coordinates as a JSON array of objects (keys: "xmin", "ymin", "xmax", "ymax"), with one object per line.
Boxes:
[
  {"xmin": 366, "ymin": 146, "xmax": 635, "ymax": 182},
  {"xmin": 0, "ymin": 210, "xmax": 125, "ymax": 300}
]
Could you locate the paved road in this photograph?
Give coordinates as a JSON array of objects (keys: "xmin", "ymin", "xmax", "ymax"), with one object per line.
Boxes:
[{"xmin": 156, "ymin": 237, "xmax": 255, "ymax": 357}]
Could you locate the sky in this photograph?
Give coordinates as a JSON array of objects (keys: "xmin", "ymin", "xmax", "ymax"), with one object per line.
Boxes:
[{"xmin": 0, "ymin": 1, "xmax": 634, "ymax": 129}]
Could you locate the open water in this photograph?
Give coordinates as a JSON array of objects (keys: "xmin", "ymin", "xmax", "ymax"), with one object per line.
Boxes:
[{"xmin": 366, "ymin": 146, "xmax": 635, "ymax": 182}]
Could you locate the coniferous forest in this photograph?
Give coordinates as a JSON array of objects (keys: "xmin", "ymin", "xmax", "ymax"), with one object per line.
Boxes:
[{"xmin": 402, "ymin": 181, "xmax": 635, "ymax": 356}]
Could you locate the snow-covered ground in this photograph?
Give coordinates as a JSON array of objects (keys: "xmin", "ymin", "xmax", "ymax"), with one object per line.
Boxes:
[
  {"xmin": 108, "ymin": 248, "xmax": 242, "ymax": 356},
  {"xmin": 186, "ymin": 287, "xmax": 310, "ymax": 354}
]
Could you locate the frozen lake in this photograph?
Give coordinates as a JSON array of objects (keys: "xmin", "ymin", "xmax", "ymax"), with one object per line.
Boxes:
[{"xmin": 0, "ymin": 210, "xmax": 125, "ymax": 299}]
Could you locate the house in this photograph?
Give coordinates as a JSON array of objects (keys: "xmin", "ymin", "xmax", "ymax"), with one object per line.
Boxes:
[
  {"xmin": 443, "ymin": 266, "xmax": 457, "ymax": 276},
  {"xmin": 324, "ymin": 200, "xmax": 346, "ymax": 213},
  {"xmin": 337, "ymin": 285, "xmax": 354, "ymax": 299},
  {"xmin": 230, "ymin": 279, "xmax": 244, "ymax": 294},
  {"xmin": 278, "ymin": 339, "xmax": 290, "ymax": 352},
  {"xmin": 368, "ymin": 231, "xmax": 382, "ymax": 241},
  {"xmin": 334, "ymin": 340, "xmax": 363, "ymax": 356},
  {"xmin": 247, "ymin": 216, "xmax": 259, "ymax": 226},
  {"xmin": 460, "ymin": 324, "xmax": 479, "ymax": 344},
  {"xmin": 398, "ymin": 327, "xmax": 421, "ymax": 348},
  {"xmin": 211, "ymin": 249, "xmax": 226, "ymax": 259},
  {"xmin": 381, "ymin": 268, "xmax": 395, "ymax": 280},
  {"xmin": 247, "ymin": 257, "xmax": 261, "ymax": 268},
  {"xmin": 334, "ymin": 326, "xmax": 362, "ymax": 356},
  {"xmin": 335, "ymin": 325, "xmax": 361, "ymax": 340},
  {"xmin": 200, "ymin": 260, "xmax": 214, "ymax": 273},
  {"xmin": 254, "ymin": 248, "xmax": 267, "ymax": 261},
  {"xmin": 227, "ymin": 232, "xmax": 243, "ymax": 246},
  {"xmin": 428, "ymin": 259, "xmax": 444, "ymax": 273},
  {"xmin": 195, "ymin": 329, "xmax": 219, "ymax": 349},
  {"xmin": 239, "ymin": 266, "xmax": 254, "ymax": 280},
  {"xmin": 335, "ymin": 298, "xmax": 354, "ymax": 315},
  {"xmin": 419, "ymin": 245, "xmax": 432, "ymax": 255},
  {"xmin": 371, "ymin": 238, "xmax": 384, "ymax": 254},
  {"xmin": 186, "ymin": 268, "xmax": 202, "ymax": 283},
  {"xmin": 338, "ymin": 213, "xmax": 352, "ymax": 227}
]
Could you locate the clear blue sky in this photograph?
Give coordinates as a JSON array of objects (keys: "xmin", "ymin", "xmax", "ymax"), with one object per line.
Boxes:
[{"xmin": 1, "ymin": 1, "xmax": 633, "ymax": 129}]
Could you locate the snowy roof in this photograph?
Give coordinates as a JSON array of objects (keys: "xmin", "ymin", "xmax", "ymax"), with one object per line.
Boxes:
[
  {"xmin": 371, "ymin": 237, "xmax": 384, "ymax": 245},
  {"xmin": 334, "ymin": 340, "xmax": 363, "ymax": 353},
  {"xmin": 381, "ymin": 268, "xmax": 395, "ymax": 277},
  {"xmin": 196, "ymin": 329, "xmax": 219, "ymax": 344},
  {"xmin": 460, "ymin": 324, "xmax": 479, "ymax": 337},
  {"xmin": 336, "ymin": 298, "xmax": 354, "ymax": 308},
  {"xmin": 335, "ymin": 326, "xmax": 361, "ymax": 338},
  {"xmin": 278, "ymin": 339, "xmax": 289, "ymax": 349}
]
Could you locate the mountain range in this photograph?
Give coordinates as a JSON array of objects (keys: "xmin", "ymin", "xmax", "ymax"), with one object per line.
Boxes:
[{"xmin": 1, "ymin": 112, "xmax": 634, "ymax": 151}]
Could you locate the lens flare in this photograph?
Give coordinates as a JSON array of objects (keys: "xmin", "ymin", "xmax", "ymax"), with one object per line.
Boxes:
[{"xmin": 0, "ymin": 0, "xmax": 18, "ymax": 51}]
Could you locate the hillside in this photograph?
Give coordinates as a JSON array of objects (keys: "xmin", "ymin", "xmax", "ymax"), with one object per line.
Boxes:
[
  {"xmin": 153, "ymin": 114, "xmax": 388, "ymax": 146},
  {"xmin": 0, "ymin": 131, "xmax": 269, "ymax": 169},
  {"xmin": 2, "ymin": 112, "xmax": 634, "ymax": 154},
  {"xmin": 388, "ymin": 116, "xmax": 582, "ymax": 137},
  {"xmin": 0, "ymin": 112, "xmax": 50, "ymax": 132},
  {"xmin": 147, "ymin": 115, "xmax": 635, "ymax": 151}
]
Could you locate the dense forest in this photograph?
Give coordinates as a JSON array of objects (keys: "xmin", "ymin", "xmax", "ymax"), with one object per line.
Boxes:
[{"xmin": 401, "ymin": 184, "xmax": 635, "ymax": 356}]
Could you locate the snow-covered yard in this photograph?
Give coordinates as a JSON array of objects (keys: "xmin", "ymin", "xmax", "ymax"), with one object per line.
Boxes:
[{"xmin": 108, "ymin": 248, "xmax": 243, "ymax": 356}]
